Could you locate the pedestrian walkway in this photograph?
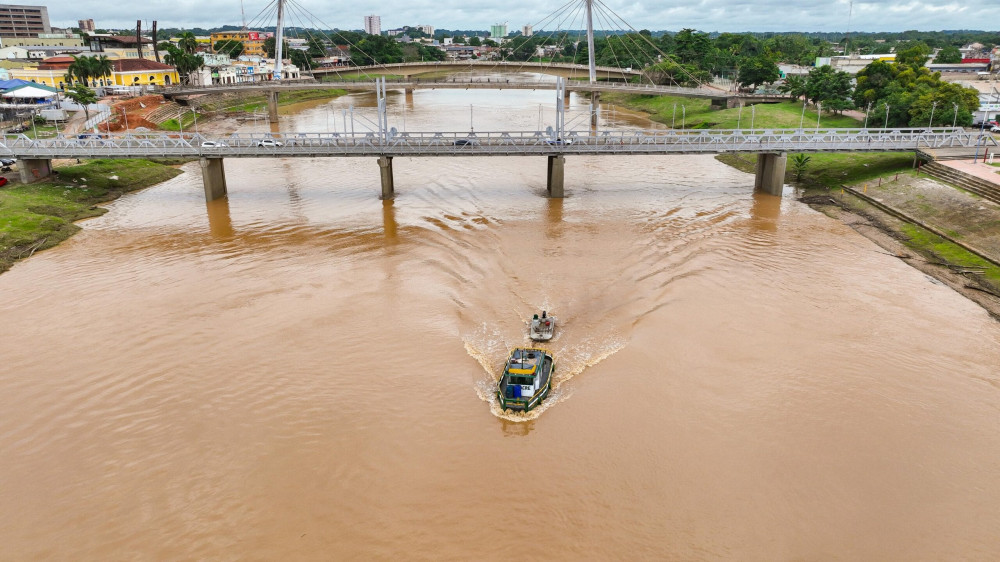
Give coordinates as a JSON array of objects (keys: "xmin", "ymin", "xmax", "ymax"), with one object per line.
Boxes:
[{"xmin": 939, "ymin": 158, "xmax": 1000, "ymax": 186}]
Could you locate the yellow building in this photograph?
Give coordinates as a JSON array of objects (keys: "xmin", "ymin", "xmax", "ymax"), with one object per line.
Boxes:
[
  {"xmin": 210, "ymin": 31, "xmax": 265, "ymax": 57},
  {"xmin": 9, "ymin": 56, "xmax": 180, "ymax": 88},
  {"xmin": 110, "ymin": 59, "xmax": 179, "ymax": 86}
]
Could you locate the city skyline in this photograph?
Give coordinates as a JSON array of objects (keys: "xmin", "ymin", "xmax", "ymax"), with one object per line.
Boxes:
[{"xmin": 39, "ymin": 0, "xmax": 996, "ymax": 34}]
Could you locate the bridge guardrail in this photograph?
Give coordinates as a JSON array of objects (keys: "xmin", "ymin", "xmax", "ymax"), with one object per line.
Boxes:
[{"xmin": 0, "ymin": 128, "xmax": 990, "ymax": 160}]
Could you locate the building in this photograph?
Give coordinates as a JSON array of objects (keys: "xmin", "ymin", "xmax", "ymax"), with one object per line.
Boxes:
[
  {"xmin": 209, "ymin": 31, "xmax": 265, "ymax": 57},
  {"xmin": 364, "ymin": 15, "xmax": 381, "ymax": 36},
  {"xmin": 522, "ymin": 25, "xmax": 533, "ymax": 37},
  {"xmin": 0, "ymin": 4, "xmax": 50, "ymax": 37},
  {"xmin": 0, "ymin": 33, "xmax": 83, "ymax": 48},
  {"xmin": 110, "ymin": 58, "xmax": 179, "ymax": 86},
  {"xmin": 416, "ymin": 25, "xmax": 433, "ymax": 36},
  {"xmin": 490, "ymin": 23, "xmax": 507, "ymax": 39},
  {"xmin": 77, "ymin": 19, "xmax": 95, "ymax": 32}
]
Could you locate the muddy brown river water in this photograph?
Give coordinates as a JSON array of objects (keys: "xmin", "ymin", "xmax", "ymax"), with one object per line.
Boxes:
[{"xmin": 2, "ymin": 79, "xmax": 1000, "ymax": 560}]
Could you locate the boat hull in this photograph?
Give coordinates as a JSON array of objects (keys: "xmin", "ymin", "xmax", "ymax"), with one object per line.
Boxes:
[{"xmin": 496, "ymin": 348, "xmax": 555, "ymax": 412}]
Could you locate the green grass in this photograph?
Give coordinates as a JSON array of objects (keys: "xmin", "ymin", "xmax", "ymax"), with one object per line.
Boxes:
[
  {"xmin": 900, "ymin": 223, "xmax": 1000, "ymax": 284},
  {"xmin": 0, "ymin": 159, "xmax": 182, "ymax": 273},
  {"xmin": 716, "ymin": 152, "xmax": 914, "ymax": 189},
  {"xmin": 601, "ymin": 94, "xmax": 862, "ymax": 130},
  {"xmin": 159, "ymin": 111, "xmax": 198, "ymax": 132}
]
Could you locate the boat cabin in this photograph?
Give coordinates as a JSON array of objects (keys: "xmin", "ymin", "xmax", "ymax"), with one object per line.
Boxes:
[{"xmin": 498, "ymin": 348, "xmax": 553, "ymax": 411}]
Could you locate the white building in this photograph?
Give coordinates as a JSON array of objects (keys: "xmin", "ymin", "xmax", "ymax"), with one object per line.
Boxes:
[
  {"xmin": 364, "ymin": 15, "xmax": 381, "ymax": 36},
  {"xmin": 416, "ymin": 25, "xmax": 434, "ymax": 36},
  {"xmin": 522, "ymin": 25, "xmax": 532, "ymax": 37}
]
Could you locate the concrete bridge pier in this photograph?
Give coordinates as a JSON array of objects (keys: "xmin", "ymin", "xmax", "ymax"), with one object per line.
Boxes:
[
  {"xmin": 200, "ymin": 157, "xmax": 228, "ymax": 201},
  {"xmin": 404, "ymin": 87, "xmax": 414, "ymax": 95},
  {"xmin": 267, "ymin": 91, "xmax": 280, "ymax": 123},
  {"xmin": 378, "ymin": 156, "xmax": 394, "ymax": 199},
  {"xmin": 17, "ymin": 158, "xmax": 51, "ymax": 183},
  {"xmin": 547, "ymin": 155, "xmax": 565, "ymax": 198},
  {"xmin": 754, "ymin": 152, "xmax": 787, "ymax": 196}
]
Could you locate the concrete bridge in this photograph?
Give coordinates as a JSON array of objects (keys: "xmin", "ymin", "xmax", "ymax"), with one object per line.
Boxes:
[
  {"xmin": 312, "ymin": 60, "xmax": 644, "ymax": 80},
  {"xmin": 3, "ymin": 127, "xmax": 985, "ymax": 201}
]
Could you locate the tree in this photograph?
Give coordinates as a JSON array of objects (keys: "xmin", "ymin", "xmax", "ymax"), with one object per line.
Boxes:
[
  {"xmin": 289, "ymin": 49, "xmax": 314, "ymax": 71},
  {"xmin": 935, "ymin": 45, "xmax": 962, "ymax": 64},
  {"xmin": 804, "ymin": 65, "xmax": 853, "ymax": 107},
  {"xmin": 163, "ymin": 45, "xmax": 204, "ymax": 84},
  {"xmin": 645, "ymin": 59, "xmax": 710, "ymax": 87},
  {"xmin": 791, "ymin": 154, "xmax": 811, "ymax": 181},
  {"xmin": 895, "ymin": 42, "xmax": 931, "ymax": 68},
  {"xmin": 263, "ymin": 36, "xmax": 289, "ymax": 58},
  {"xmin": 91, "ymin": 55, "xmax": 112, "ymax": 87},
  {"xmin": 853, "ymin": 60, "xmax": 898, "ymax": 108},
  {"xmin": 213, "ymin": 39, "xmax": 244, "ymax": 58},
  {"xmin": 350, "ymin": 34, "xmax": 403, "ymax": 66},
  {"xmin": 778, "ymin": 75, "xmax": 807, "ymax": 100},
  {"xmin": 306, "ymin": 36, "xmax": 327, "ymax": 58},
  {"xmin": 468, "ymin": 36, "xmax": 481, "ymax": 46},
  {"xmin": 64, "ymin": 84, "xmax": 97, "ymax": 123},
  {"xmin": 177, "ymin": 31, "xmax": 198, "ymax": 55},
  {"xmin": 736, "ymin": 54, "xmax": 780, "ymax": 91},
  {"xmin": 65, "ymin": 55, "xmax": 97, "ymax": 87}
]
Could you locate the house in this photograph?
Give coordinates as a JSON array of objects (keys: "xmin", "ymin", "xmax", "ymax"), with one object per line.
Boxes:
[{"xmin": 110, "ymin": 59, "xmax": 179, "ymax": 86}]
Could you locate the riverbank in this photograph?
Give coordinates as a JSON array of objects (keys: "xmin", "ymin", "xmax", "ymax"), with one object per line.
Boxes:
[
  {"xmin": 717, "ymin": 152, "xmax": 1000, "ymax": 319},
  {"xmin": 0, "ymin": 159, "xmax": 183, "ymax": 273},
  {"xmin": 161, "ymin": 88, "xmax": 348, "ymax": 130},
  {"xmin": 600, "ymin": 93, "xmax": 862, "ymax": 129}
]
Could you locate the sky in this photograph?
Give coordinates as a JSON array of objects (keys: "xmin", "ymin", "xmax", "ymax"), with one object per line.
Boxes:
[{"xmin": 51, "ymin": 0, "xmax": 995, "ymax": 33}]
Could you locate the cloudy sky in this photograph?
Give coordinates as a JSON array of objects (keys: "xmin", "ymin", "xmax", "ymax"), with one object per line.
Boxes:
[{"xmin": 51, "ymin": 0, "xmax": 991, "ymax": 33}]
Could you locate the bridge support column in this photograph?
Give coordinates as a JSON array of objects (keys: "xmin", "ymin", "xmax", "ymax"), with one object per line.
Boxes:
[
  {"xmin": 547, "ymin": 155, "xmax": 565, "ymax": 198},
  {"xmin": 378, "ymin": 156, "xmax": 394, "ymax": 199},
  {"xmin": 754, "ymin": 152, "xmax": 787, "ymax": 196},
  {"xmin": 563, "ymin": 88, "xmax": 571, "ymax": 104},
  {"xmin": 404, "ymin": 87, "xmax": 414, "ymax": 95},
  {"xmin": 17, "ymin": 158, "xmax": 51, "ymax": 183},
  {"xmin": 200, "ymin": 157, "xmax": 228, "ymax": 201},
  {"xmin": 590, "ymin": 92, "xmax": 600, "ymax": 129},
  {"xmin": 267, "ymin": 91, "xmax": 279, "ymax": 123}
]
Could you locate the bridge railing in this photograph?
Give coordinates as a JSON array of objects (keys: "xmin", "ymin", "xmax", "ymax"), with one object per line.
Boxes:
[{"xmin": 0, "ymin": 128, "xmax": 988, "ymax": 159}]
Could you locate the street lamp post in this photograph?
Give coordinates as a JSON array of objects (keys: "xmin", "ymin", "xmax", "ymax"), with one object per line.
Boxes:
[
  {"xmin": 953, "ymin": 103, "xmax": 959, "ymax": 127},
  {"xmin": 123, "ymin": 106, "xmax": 129, "ymax": 133},
  {"xmin": 672, "ymin": 102, "xmax": 676, "ymax": 128},
  {"xmin": 864, "ymin": 102, "xmax": 872, "ymax": 128},
  {"xmin": 800, "ymin": 100, "xmax": 807, "ymax": 129},
  {"xmin": 682, "ymin": 105, "xmax": 686, "ymax": 129},
  {"xmin": 816, "ymin": 102, "xmax": 822, "ymax": 129},
  {"xmin": 750, "ymin": 104, "xmax": 755, "ymax": 130},
  {"xmin": 928, "ymin": 101, "xmax": 937, "ymax": 129},
  {"xmin": 737, "ymin": 102, "xmax": 743, "ymax": 129},
  {"xmin": 884, "ymin": 104, "xmax": 890, "ymax": 130}
]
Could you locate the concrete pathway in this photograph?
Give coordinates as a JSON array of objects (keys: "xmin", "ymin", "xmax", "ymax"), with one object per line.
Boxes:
[{"xmin": 939, "ymin": 158, "xmax": 1000, "ymax": 186}]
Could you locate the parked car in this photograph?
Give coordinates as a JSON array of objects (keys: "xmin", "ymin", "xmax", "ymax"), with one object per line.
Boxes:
[
  {"xmin": 0, "ymin": 177, "xmax": 8, "ymax": 187},
  {"xmin": 77, "ymin": 133, "xmax": 102, "ymax": 140},
  {"xmin": 0, "ymin": 158, "xmax": 15, "ymax": 166},
  {"xmin": 256, "ymin": 139, "xmax": 283, "ymax": 147}
]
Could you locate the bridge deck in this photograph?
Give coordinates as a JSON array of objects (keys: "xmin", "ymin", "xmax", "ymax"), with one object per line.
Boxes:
[{"xmin": 1, "ymin": 128, "xmax": 987, "ymax": 160}]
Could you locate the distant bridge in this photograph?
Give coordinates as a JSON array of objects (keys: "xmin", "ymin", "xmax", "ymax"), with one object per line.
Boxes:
[
  {"xmin": 311, "ymin": 60, "xmax": 644, "ymax": 80},
  {"xmin": 5, "ymin": 127, "xmax": 986, "ymax": 201}
]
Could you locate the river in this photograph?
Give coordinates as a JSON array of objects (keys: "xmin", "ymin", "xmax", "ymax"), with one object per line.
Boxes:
[{"xmin": 1, "ymin": 77, "xmax": 999, "ymax": 560}]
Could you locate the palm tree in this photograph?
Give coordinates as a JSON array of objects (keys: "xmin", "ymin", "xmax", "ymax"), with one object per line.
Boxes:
[
  {"xmin": 91, "ymin": 55, "xmax": 113, "ymax": 87},
  {"xmin": 178, "ymin": 31, "xmax": 197, "ymax": 55},
  {"xmin": 66, "ymin": 55, "xmax": 94, "ymax": 87}
]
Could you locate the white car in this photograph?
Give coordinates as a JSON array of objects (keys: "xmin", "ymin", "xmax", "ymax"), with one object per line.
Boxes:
[
  {"xmin": 201, "ymin": 140, "xmax": 227, "ymax": 148},
  {"xmin": 256, "ymin": 139, "xmax": 283, "ymax": 147}
]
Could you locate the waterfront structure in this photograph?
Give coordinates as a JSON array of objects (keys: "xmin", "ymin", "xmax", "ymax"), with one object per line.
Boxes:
[
  {"xmin": 364, "ymin": 15, "xmax": 381, "ymax": 36},
  {"xmin": 77, "ymin": 19, "xmax": 95, "ymax": 32},
  {"xmin": 490, "ymin": 23, "xmax": 507, "ymax": 39},
  {"xmin": 0, "ymin": 4, "xmax": 49, "ymax": 38},
  {"xmin": 209, "ymin": 31, "xmax": 265, "ymax": 57}
]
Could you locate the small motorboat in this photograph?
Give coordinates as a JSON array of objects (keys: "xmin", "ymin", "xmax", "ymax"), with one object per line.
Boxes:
[
  {"xmin": 496, "ymin": 347, "xmax": 555, "ymax": 412},
  {"xmin": 528, "ymin": 311, "xmax": 556, "ymax": 341}
]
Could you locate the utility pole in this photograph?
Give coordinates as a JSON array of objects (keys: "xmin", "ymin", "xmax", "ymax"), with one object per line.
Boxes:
[
  {"xmin": 152, "ymin": 21, "xmax": 160, "ymax": 63},
  {"xmin": 273, "ymin": 0, "xmax": 285, "ymax": 81},
  {"xmin": 135, "ymin": 20, "xmax": 144, "ymax": 60}
]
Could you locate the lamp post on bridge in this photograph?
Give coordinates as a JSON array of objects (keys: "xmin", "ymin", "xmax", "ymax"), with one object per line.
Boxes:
[
  {"xmin": 884, "ymin": 103, "xmax": 891, "ymax": 129},
  {"xmin": 800, "ymin": 100, "xmax": 807, "ymax": 129},
  {"xmin": 816, "ymin": 102, "xmax": 822, "ymax": 130},
  {"xmin": 952, "ymin": 103, "xmax": 959, "ymax": 127},
  {"xmin": 928, "ymin": 100, "xmax": 937, "ymax": 129},
  {"xmin": 864, "ymin": 102, "xmax": 871, "ymax": 128},
  {"xmin": 737, "ymin": 101, "xmax": 743, "ymax": 129}
]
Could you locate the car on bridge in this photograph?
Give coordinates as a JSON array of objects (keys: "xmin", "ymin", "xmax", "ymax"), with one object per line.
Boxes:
[
  {"xmin": 256, "ymin": 139, "xmax": 283, "ymax": 148},
  {"xmin": 201, "ymin": 141, "xmax": 228, "ymax": 148},
  {"xmin": 453, "ymin": 138, "xmax": 477, "ymax": 147}
]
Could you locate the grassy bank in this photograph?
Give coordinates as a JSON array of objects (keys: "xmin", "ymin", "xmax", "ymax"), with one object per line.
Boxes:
[
  {"xmin": 716, "ymin": 152, "xmax": 915, "ymax": 189},
  {"xmin": 160, "ymin": 88, "xmax": 349, "ymax": 130},
  {"xmin": 601, "ymin": 93, "xmax": 862, "ymax": 130},
  {"xmin": 0, "ymin": 159, "xmax": 183, "ymax": 273}
]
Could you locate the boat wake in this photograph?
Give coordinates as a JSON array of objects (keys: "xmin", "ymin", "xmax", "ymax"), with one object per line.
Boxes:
[{"xmin": 463, "ymin": 321, "xmax": 628, "ymax": 421}]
